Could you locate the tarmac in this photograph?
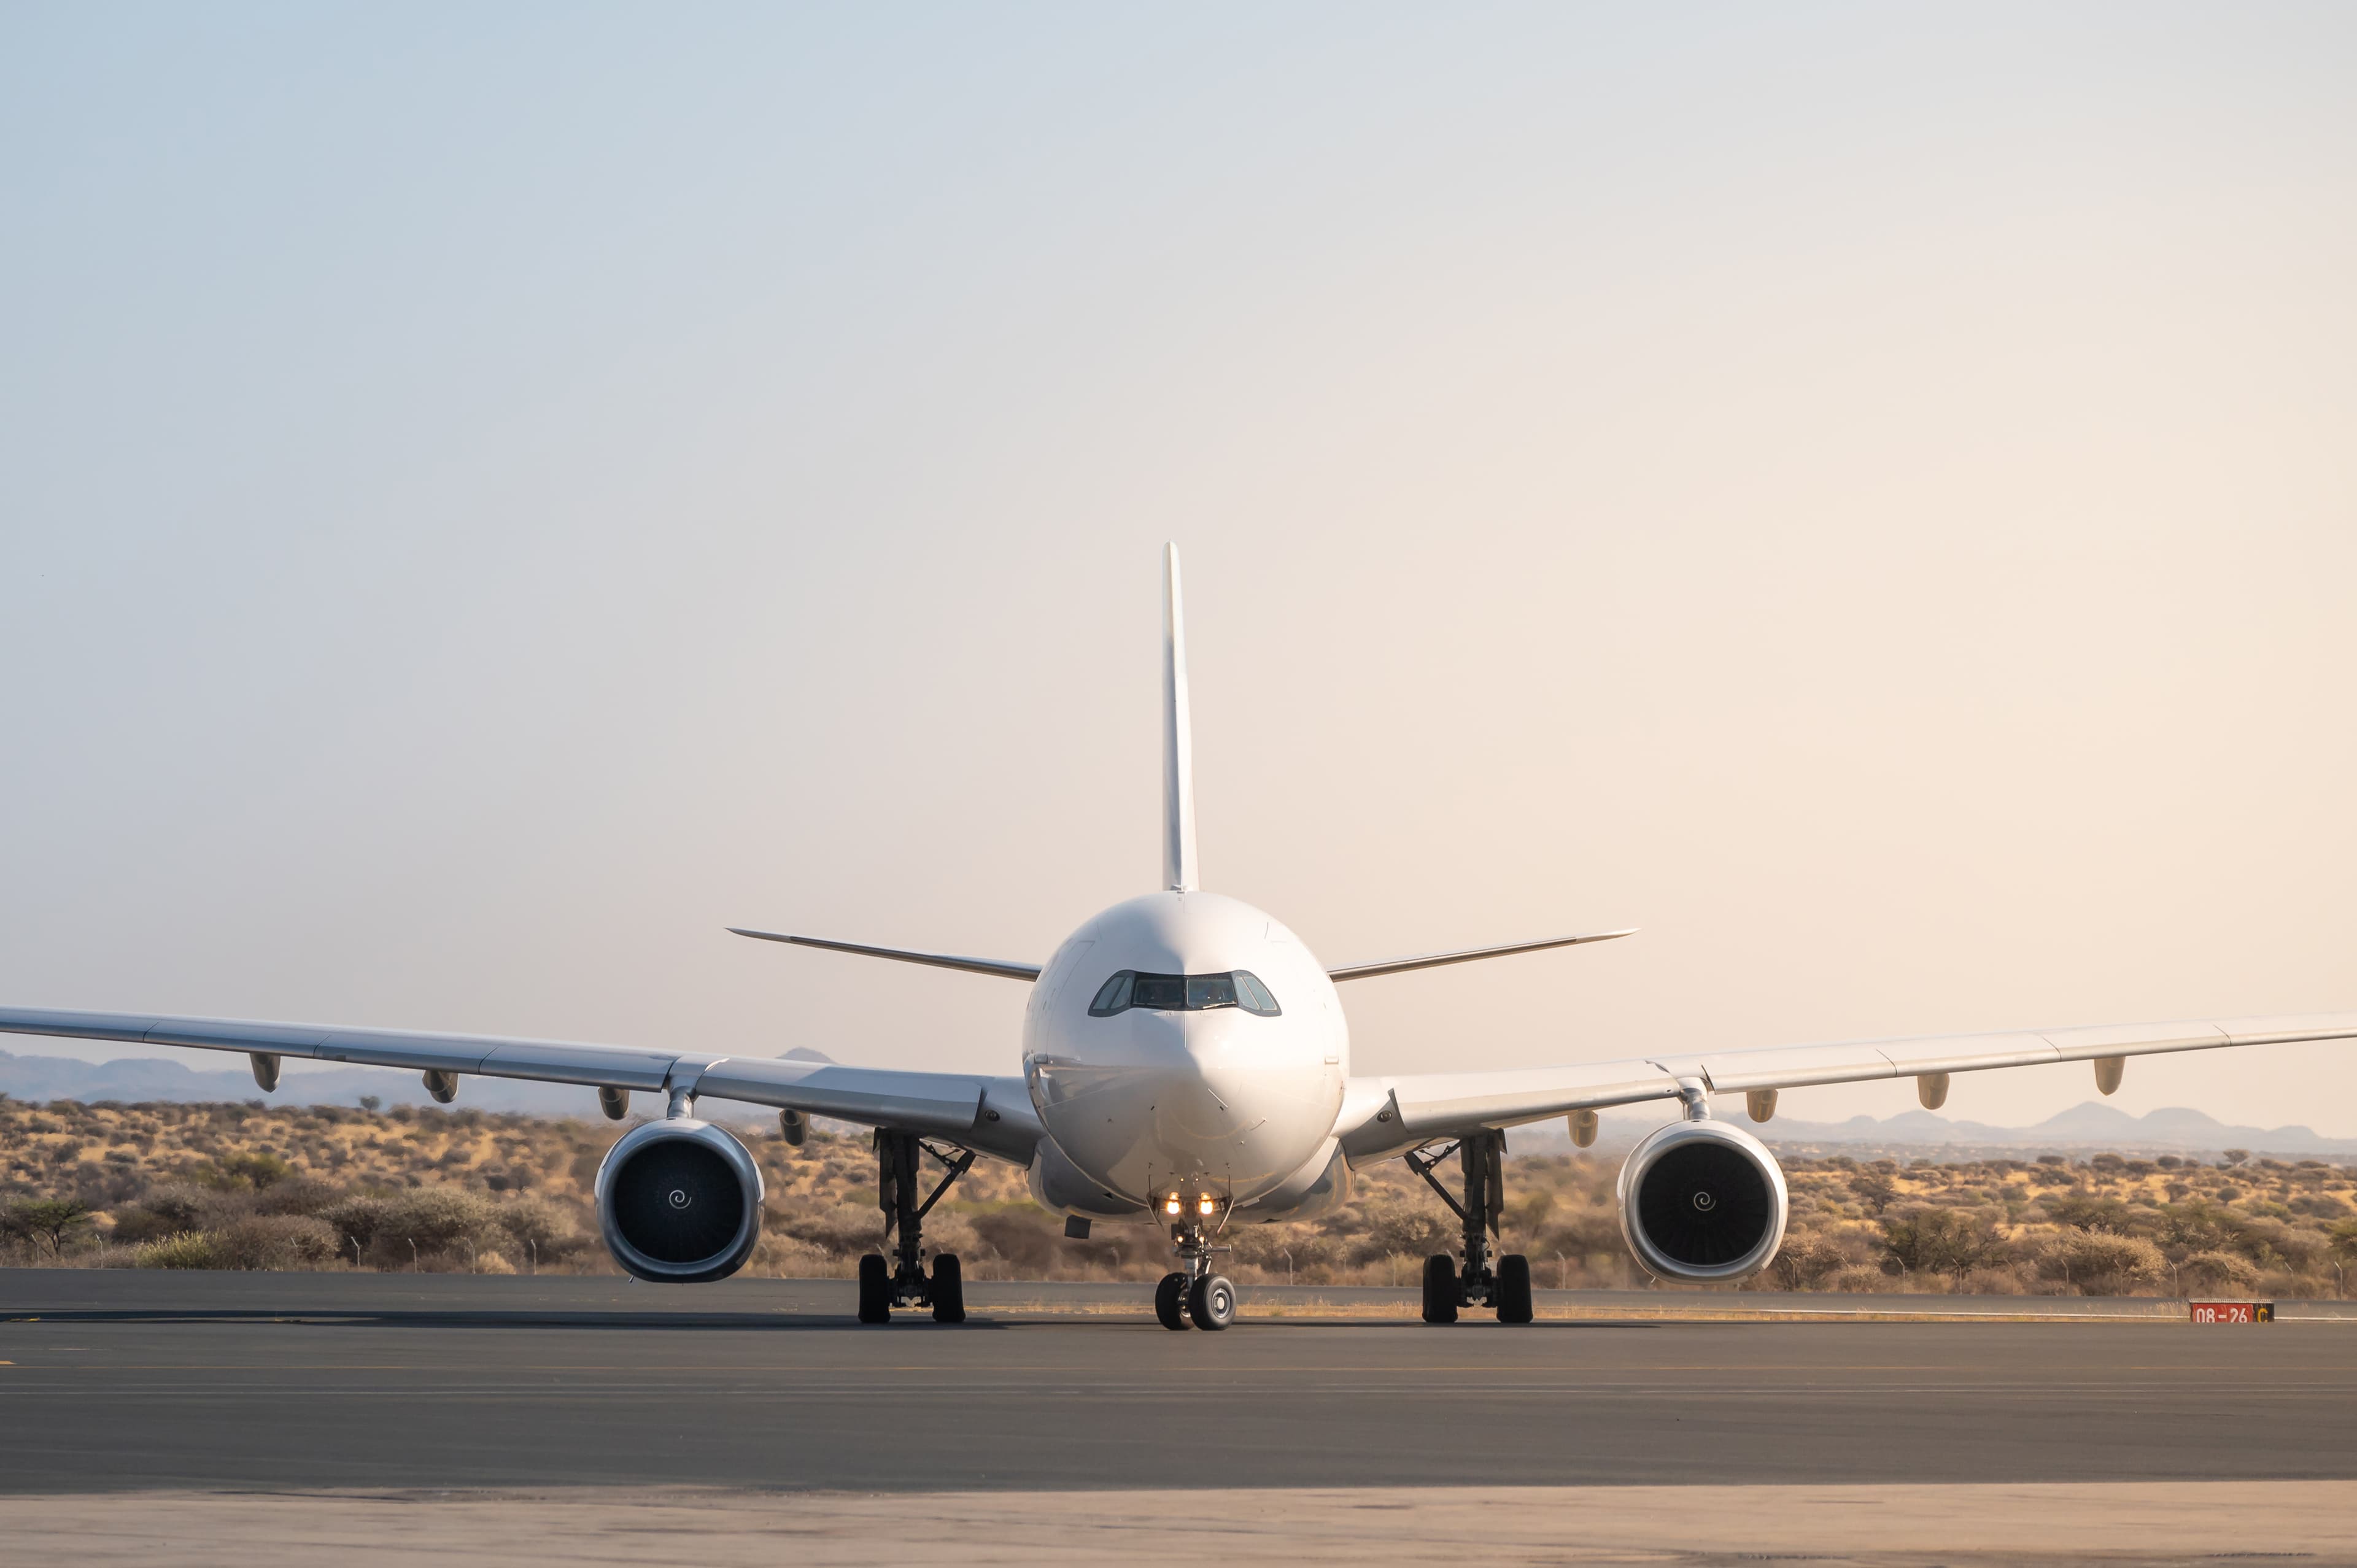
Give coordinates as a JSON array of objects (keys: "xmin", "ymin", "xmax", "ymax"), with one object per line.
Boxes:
[{"xmin": 4, "ymin": 1269, "xmax": 2353, "ymax": 1496}]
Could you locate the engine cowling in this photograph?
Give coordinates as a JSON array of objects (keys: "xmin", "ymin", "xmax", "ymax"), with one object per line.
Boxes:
[
  {"xmin": 1616, "ymin": 1117, "xmax": 1788, "ymax": 1283},
  {"xmin": 595, "ymin": 1119, "xmax": 765, "ymax": 1283}
]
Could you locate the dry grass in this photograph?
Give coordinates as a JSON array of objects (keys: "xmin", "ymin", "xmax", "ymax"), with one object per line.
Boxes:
[{"xmin": 2, "ymin": 1095, "xmax": 2351, "ymax": 1294}]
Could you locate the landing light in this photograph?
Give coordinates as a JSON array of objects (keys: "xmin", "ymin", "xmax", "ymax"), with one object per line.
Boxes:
[
  {"xmin": 1164, "ymin": 1193, "xmax": 1182, "ymax": 1216},
  {"xmin": 1197, "ymin": 1195, "xmax": 1217, "ymax": 1216}
]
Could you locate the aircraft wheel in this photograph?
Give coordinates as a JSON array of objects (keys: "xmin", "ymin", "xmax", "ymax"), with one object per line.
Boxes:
[
  {"xmin": 1188, "ymin": 1273, "xmax": 1236, "ymax": 1330},
  {"xmin": 1420, "ymin": 1254, "xmax": 1458, "ymax": 1325},
  {"xmin": 1156, "ymin": 1272, "xmax": 1191, "ymax": 1330},
  {"xmin": 857, "ymin": 1253, "xmax": 891, "ymax": 1324},
  {"xmin": 1496, "ymin": 1253, "xmax": 1533, "ymax": 1324},
  {"xmin": 931, "ymin": 1253, "xmax": 966, "ymax": 1324}
]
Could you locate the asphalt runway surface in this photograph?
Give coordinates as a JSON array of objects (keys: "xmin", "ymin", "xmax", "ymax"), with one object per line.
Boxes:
[{"xmin": 4, "ymin": 1271, "xmax": 2353, "ymax": 1494}]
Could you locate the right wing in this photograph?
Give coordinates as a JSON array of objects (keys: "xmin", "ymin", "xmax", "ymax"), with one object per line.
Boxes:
[
  {"xmin": 1337, "ymin": 1011, "xmax": 2357, "ymax": 1160},
  {"xmin": 0, "ymin": 1006, "xmax": 1043, "ymax": 1164}
]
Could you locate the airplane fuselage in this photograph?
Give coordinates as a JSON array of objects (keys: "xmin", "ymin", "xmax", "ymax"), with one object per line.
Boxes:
[{"xmin": 1022, "ymin": 890, "xmax": 1346, "ymax": 1216}]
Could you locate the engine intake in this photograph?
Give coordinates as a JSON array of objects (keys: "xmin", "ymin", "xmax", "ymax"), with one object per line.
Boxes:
[
  {"xmin": 595, "ymin": 1119, "xmax": 765, "ymax": 1283},
  {"xmin": 1616, "ymin": 1117, "xmax": 1787, "ymax": 1283}
]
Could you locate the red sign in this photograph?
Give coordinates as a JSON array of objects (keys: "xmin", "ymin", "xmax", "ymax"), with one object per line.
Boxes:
[{"xmin": 2189, "ymin": 1301, "xmax": 2273, "ymax": 1324}]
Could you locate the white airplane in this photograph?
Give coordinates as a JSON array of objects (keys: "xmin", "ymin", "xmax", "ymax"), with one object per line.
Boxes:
[{"xmin": 5, "ymin": 544, "xmax": 2352, "ymax": 1331}]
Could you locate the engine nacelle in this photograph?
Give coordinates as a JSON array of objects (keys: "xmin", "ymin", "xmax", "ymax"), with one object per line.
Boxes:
[
  {"xmin": 1616, "ymin": 1117, "xmax": 1788, "ymax": 1283},
  {"xmin": 595, "ymin": 1119, "xmax": 765, "ymax": 1283}
]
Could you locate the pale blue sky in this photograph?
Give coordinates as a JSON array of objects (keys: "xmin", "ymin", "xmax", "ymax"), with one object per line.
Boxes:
[{"xmin": 3, "ymin": 4, "xmax": 2355, "ymax": 1130}]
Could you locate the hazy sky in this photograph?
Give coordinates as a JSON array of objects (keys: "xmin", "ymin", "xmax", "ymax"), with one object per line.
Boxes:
[{"xmin": 4, "ymin": 5, "xmax": 2354, "ymax": 1134}]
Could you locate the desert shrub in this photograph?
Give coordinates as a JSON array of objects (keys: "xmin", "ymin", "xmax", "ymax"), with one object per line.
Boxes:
[
  {"xmin": 201, "ymin": 1151, "xmax": 296, "ymax": 1190},
  {"xmin": 1770, "ymin": 1230, "xmax": 1847, "ymax": 1290},
  {"xmin": 492, "ymin": 1195, "xmax": 588, "ymax": 1261},
  {"xmin": 382, "ymin": 1187, "xmax": 501, "ymax": 1253},
  {"xmin": 2040, "ymin": 1229, "xmax": 2165, "ymax": 1295},
  {"xmin": 252, "ymin": 1176, "xmax": 341, "ymax": 1218},
  {"xmin": 106, "ymin": 1205, "xmax": 185, "ymax": 1246},
  {"xmin": 320, "ymin": 1195, "xmax": 393, "ymax": 1253},
  {"xmin": 2041, "ymin": 1192, "xmax": 2139, "ymax": 1230},
  {"xmin": 1531, "ymin": 1210, "xmax": 1624, "ymax": 1261},
  {"xmin": 785, "ymin": 1201, "xmax": 887, "ymax": 1256},
  {"xmin": 1880, "ymin": 1206, "xmax": 2003, "ymax": 1286},
  {"xmin": 920, "ymin": 1211, "xmax": 981, "ymax": 1260},
  {"xmin": 135, "ymin": 1232, "xmax": 228, "ymax": 1269},
  {"xmin": 214, "ymin": 1215, "xmax": 342, "ymax": 1270},
  {"xmin": 138, "ymin": 1183, "xmax": 250, "ymax": 1234},
  {"xmin": 1347, "ymin": 1195, "xmax": 1455, "ymax": 1265},
  {"xmin": 2180, "ymin": 1250, "xmax": 2261, "ymax": 1292},
  {"xmin": 962, "ymin": 1205, "xmax": 1059, "ymax": 1273},
  {"xmin": 1827, "ymin": 1264, "xmax": 1892, "ymax": 1292}
]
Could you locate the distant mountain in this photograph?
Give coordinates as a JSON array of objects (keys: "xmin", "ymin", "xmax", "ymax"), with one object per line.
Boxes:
[{"xmin": 0, "ymin": 1045, "xmax": 834, "ymax": 1118}]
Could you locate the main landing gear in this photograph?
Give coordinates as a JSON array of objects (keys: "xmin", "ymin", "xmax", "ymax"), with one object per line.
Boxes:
[
  {"xmin": 857, "ymin": 1129, "xmax": 975, "ymax": 1325},
  {"xmin": 1406, "ymin": 1129, "xmax": 1534, "ymax": 1326},
  {"xmin": 1155, "ymin": 1208, "xmax": 1237, "ymax": 1332}
]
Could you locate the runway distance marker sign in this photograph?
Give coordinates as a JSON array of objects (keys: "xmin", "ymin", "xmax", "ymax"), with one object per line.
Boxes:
[{"xmin": 2188, "ymin": 1301, "xmax": 2272, "ymax": 1324}]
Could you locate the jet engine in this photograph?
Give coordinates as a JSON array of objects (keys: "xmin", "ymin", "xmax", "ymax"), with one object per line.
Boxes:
[
  {"xmin": 594, "ymin": 1119, "xmax": 765, "ymax": 1283},
  {"xmin": 1615, "ymin": 1117, "xmax": 1788, "ymax": 1283}
]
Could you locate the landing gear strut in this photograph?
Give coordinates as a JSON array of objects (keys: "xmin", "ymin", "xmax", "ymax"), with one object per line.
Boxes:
[
  {"xmin": 1155, "ymin": 1210, "xmax": 1237, "ymax": 1332},
  {"xmin": 1406, "ymin": 1129, "xmax": 1533, "ymax": 1325},
  {"xmin": 857, "ymin": 1129, "xmax": 973, "ymax": 1324}
]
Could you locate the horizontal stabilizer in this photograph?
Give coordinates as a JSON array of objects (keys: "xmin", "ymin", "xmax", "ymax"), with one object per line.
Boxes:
[
  {"xmin": 1326, "ymin": 928, "xmax": 1636, "ymax": 983},
  {"xmin": 727, "ymin": 928, "xmax": 1042, "ymax": 982}
]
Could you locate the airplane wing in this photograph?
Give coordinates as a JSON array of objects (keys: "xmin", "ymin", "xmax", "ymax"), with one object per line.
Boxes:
[
  {"xmin": 0, "ymin": 1006, "xmax": 1043, "ymax": 1164},
  {"xmin": 1336, "ymin": 1011, "xmax": 2357, "ymax": 1160}
]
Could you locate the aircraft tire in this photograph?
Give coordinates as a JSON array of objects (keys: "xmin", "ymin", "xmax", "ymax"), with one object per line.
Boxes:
[
  {"xmin": 1155, "ymin": 1272, "xmax": 1191, "ymax": 1330},
  {"xmin": 1188, "ymin": 1273, "xmax": 1236, "ymax": 1330},
  {"xmin": 1420, "ymin": 1254, "xmax": 1458, "ymax": 1325},
  {"xmin": 857, "ymin": 1253, "xmax": 891, "ymax": 1324},
  {"xmin": 931, "ymin": 1253, "xmax": 966, "ymax": 1323},
  {"xmin": 1496, "ymin": 1253, "xmax": 1533, "ymax": 1324}
]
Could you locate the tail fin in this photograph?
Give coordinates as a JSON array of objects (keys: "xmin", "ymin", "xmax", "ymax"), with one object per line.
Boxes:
[{"xmin": 1161, "ymin": 543, "xmax": 1199, "ymax": 892}]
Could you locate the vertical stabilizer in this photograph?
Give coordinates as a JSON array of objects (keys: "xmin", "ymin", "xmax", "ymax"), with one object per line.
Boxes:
[{"xmin": 1161, "ymin": 543, "xmax": 1199, "ymax": 892}]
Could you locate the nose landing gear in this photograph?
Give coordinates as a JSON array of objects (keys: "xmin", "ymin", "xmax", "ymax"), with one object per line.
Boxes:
[
  {"xmin": 856, "ymin": 1129, "xmax": 975, "ymax": 1324},
  {"xmin": 1155, "ymin": 1215, "xmax": 1237, "ymax": 1331},
  {"xmin": 1406, "ymin": 1129, "xmax": 1535, "ymax": 1325}
]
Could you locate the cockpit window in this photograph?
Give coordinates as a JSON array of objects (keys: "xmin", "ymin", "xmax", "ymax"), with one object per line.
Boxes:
[{"xmin": 1087, "ymin": 970, "xmax": 1280, "ymax": 1018}]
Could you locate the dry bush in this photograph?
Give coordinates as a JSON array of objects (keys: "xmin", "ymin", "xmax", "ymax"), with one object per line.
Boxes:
[
  {"xmin": 783, "ymin": 1201, "xmax": 888, "ymax": 1256},
  {"xmin": 490, "ymin": 1195, "xmax": 588, "ymax": 1262},
  {"xmin": 2180, "ymin": 1249, "xmax": 2261, "ymax": 1292},
  {"xmin": 214, "ymin": 1215, "xmax": 342, "ymax": 1270},
  {"xmin": 1827, "ymin": 1264, "xmax": 1894, "ymax": 1292},
  {"xmin": 134, "ymin": 1232, "xmax": 227, "ymax": 1269},
  {"xmin": 2039, "ymin": 1228, "xmax": 2166, "ymax": 1295},
  {"xmin": 381, "ymin": 1187, "xmax": 502, "ymax": 1254}
]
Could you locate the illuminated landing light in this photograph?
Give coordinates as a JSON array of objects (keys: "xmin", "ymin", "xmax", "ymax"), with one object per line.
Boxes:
[
  {"xmin": 1164, "ymin": 1193, "xmax": 1182, "ymax": 1216},
  {"xmin": 1197, "ymin": 1194, "xmax": 1217, "ymax": 1216}
]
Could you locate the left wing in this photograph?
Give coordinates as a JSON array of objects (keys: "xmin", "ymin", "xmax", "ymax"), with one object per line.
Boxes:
[
  {"xmin": 1337, "ymin": 1011, "xmax": 2357, "ymax": 1160},
  {"xmin": 0, "ymin": 1006, "xmax": 1042, "ymax": 1164}
]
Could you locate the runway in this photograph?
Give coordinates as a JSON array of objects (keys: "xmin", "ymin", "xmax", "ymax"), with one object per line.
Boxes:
[{"xmin": 5, "ymin": 1271, "xmax": 2354, "ymax": 1494}]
